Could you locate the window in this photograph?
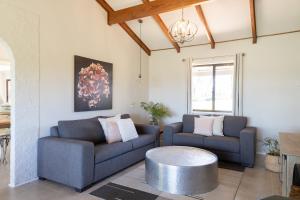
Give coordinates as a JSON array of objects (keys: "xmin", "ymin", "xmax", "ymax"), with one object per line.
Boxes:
[{"xmin": 191, "ymin": 63, "xmax": 235, "ymax": 114}]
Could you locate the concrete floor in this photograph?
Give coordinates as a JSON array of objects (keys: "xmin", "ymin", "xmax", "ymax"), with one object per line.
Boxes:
[{"xmin": 0, "ymin": 154, "xmax": 281, "ymax": 200}]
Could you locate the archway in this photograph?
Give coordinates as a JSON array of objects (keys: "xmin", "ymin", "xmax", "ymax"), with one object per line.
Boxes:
[
  {"xmin": 0, "ymin": 37, "xmax": 15, "ymax": 188},
  {"xmin": 0, "ymin": 2, "xmax": 40, "ymax": 186}
]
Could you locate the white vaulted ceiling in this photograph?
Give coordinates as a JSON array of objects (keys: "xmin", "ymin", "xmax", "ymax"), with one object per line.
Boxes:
[{"xmin": 105, "ymin": 0, "xmax": 300, "ymax": 50}]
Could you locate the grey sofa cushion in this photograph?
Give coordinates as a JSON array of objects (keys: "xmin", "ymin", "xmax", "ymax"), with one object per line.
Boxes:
[
  {"xmin": 182, "ymin": 114, "xmax": 199, "ymax": 133},
  {"xmin": 223, "ymin": 116, "xmax": 247, "ymax": 137},
  {"xmin": 50, "ymin": 126, "xmax": 59, "ymax": 137},
  {"xmin": 130, "ymin": 134, "xmax": 156, "ymax": 149},
  {"xmin": 94, "ymin": 142, "xmax": 132, "ymax": 164},
  {"xmin": 173, "ymin": 133, "xmax": 205, "ymax": 147},
  {"xmin": 58, "ymin": 117, "xmax": 105, "ymax": 144},
  {"xmin": 204, "ymin": 136, "xmax": 240, "ymax": 153}
]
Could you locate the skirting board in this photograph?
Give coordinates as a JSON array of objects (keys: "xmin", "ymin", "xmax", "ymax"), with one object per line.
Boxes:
[{"xmin": 9, "ymin": 177, "xmax": 39, "ymax": 188}]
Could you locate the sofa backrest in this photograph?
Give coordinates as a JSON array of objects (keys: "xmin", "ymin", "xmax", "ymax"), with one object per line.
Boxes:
[
  {"xmin": 182, "ymin": 114, "xmax": 247, "ymax": 137},
  {"xmin": 182, "ymin": 114, "xmax": 200, "ymax": 133},
  {"xmin": 58, "ymin": 116, "xmax": 105, "ymax": 144},
  {"xmin": 50, "ymin": 126, "xmax": 59, "ymax": 137},
  {"xmin": 223, "ymin": 116, "xmax": 247, "ymax": 137},
  {"xmin": 55, "ymin": 114, "xmax": 130, "ymax": 144}
]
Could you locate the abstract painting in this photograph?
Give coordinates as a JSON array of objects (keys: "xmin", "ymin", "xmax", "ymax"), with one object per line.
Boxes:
[{"xmin": 74, "ymin": 55, "xmax": 112, "ymax": 112}]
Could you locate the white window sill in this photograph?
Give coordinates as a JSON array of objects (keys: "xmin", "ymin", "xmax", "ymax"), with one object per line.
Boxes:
[{"xmin": 190, "ymin": 111, "xmax": 233, "ymax": 116}]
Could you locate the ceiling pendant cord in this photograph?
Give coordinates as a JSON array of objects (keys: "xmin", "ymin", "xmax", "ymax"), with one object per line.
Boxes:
[{"xmin": 138, "ymin": 19, "xmax": 143, "ymax": 79}]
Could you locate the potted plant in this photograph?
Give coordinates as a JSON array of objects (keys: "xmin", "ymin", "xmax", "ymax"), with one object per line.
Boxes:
[
  {"xmin": 263, "ymin": 137, "xmax": 280, "ymax": 172},
  {"xmin": 140, "ymin": 101, "xmax": 170, "ymax": 126}
]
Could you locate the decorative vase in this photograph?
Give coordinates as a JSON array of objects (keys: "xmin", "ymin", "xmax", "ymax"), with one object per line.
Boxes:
[{"xmin": 265, "ymin": 154, "xmax": 280, "ymax": 172}]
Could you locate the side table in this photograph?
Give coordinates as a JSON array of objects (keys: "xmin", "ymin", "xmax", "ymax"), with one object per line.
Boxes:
[{"xmin": 279, "ymin": 132, "xmax": 300, "ymax": 197}]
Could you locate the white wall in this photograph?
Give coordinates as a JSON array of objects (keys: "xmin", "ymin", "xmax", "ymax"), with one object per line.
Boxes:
[
  {"xmin": 0, "ymin": 0, "xmax": 149, "ymax": 186},
  {"xmin": 0, "ymin": 2, "xmax": 40, "ymax": 187},
  {"xmin": 0, "ymin": 48, "xmax": 10, "ymax": 61},
  {"xmin": 149, "ymin": 32, "xmax": 300, "ymax": 153},
  {"xmin": 4, "ymin": 0, "xmax": 150, "ymax": 136}
]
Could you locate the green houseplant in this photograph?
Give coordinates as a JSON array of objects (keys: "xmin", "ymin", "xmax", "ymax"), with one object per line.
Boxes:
[
  {"xmin": 263, "ymin": 137, "xmax": 280, "ymax": 172},
  {"xmin": 140, "ymin": 102, "xmax": 170, "ymax": 125}
]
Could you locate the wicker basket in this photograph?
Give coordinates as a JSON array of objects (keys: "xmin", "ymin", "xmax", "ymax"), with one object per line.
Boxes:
[{"xmin": 265, "ymin": 154, "xmax": 280, "ymax": 173}]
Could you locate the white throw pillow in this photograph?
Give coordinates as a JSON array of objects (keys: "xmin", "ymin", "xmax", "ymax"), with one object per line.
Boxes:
[
  {"xmin": 116, "ymin": 118, "xmax": 139, "ymax": 142},
  {"xmin": 193, "ymin": 117, "xmax": 214, "ymax": 136},
  {"xmin": 201, "ymin": 116, "xmax": 224, "ymax": 136},
  {"xmin": 98, "ymin": 114, "xmax": 122, "ymax": 144},
  {"xmin": 212, "ymin": 116, "xmax": 224, "ymax": 136}
]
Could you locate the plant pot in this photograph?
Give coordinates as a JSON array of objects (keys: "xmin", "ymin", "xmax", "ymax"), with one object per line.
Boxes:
[
  {"xmin": 265, "ymin": 154, "xmax": 280, "ymax": 173},
  {"xmin": 149, "ymin": 115, "xmax": 159, "ymax": 126}
]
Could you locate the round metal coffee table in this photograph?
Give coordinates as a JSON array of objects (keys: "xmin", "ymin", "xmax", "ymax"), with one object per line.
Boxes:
[{"xmin": 145, "ymin": 146, "xmax": 218, "ymax": 195}]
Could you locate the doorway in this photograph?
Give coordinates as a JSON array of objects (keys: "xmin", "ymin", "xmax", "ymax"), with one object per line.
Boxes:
[{"xmin": 0, "ymin": 39, "xmax": 13, "ymax": 189}]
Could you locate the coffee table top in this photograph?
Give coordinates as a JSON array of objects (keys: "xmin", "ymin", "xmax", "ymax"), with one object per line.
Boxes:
[{"xmin": 146, "ymin": 146, "xmax": 217, "ymax": 167}]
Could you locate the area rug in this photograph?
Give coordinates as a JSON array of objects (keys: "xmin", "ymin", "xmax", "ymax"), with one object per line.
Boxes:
[
  {"xmin": 90, "ymin": 182, "xmax": 159, "ymax": 200},
  {"xmin": 218, "ymin": 161, "xmax": 245, "ymax": 172},
  {"xmin": 90, "ymin": 163, "xmax": 244, "ymax": 200}
]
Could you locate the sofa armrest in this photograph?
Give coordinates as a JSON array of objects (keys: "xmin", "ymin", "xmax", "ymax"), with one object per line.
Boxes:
[
  {"xmin": 135, "ymin": 124, "xmax": 160, "ymax": 147},
  {"xmin": 38, "ymin": 136, "xmax": 94, "ymax": 190},
  {"xmin": 163, "ymin": 122, "xmax": 183, "ymax": 146},
  {"xmin": 240, "ymin": 127, "xmax": 257, "ymax": 167}
]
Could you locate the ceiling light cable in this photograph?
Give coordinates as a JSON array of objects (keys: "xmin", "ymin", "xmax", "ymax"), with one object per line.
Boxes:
[{"xmin": 138, "ymin": 19, "xmax": 143, "ymax": 79}]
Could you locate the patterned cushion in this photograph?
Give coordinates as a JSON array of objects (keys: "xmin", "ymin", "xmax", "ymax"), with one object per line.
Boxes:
[{"xmin": 98, "ymin": 115, "xmax": 122, "ymax": 144}]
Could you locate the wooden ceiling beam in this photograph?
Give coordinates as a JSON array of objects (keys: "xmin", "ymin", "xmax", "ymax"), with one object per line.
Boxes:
[
  {"xmin": 96, "ymin": 0, "xmax": 151, "ymax": 56},
  {"xmin": 152, "ymin": 15, "xmax": 181, "ymax": 53},
  {"xmin": 96, "ymin": 0, "xmax": 113, "ymax": 13},
  {"xmin": 108, "ymin": 0, "xmax": 208, "ymax": 25},
  {"xmin": 142, "ymin": 0, "xmax": 180, "ymax": 53},
  {"xmin": 119, "ymin": 22, "xmax": 151, "ymax": 56},
  {"xmin": 195, "ymin": 5, "xmax": 215, "ymax": 49},
  {"xmin": 249, "ymin": 0, "xmax": 257, "ymax": 43}
]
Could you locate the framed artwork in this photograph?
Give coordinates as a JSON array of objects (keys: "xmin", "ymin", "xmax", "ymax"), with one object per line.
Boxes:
[{"xmin": 74, "ymin": 55, "xmax": 112, "ymax": 112}]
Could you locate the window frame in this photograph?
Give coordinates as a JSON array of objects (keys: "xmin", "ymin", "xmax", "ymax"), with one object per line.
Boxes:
[{"xmin": 189, "ymin": 62, "xmax": 235, "ymax": 114}]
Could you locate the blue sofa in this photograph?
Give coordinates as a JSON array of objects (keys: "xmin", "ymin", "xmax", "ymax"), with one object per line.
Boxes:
[
  {"xmin": 163, "ymin": 114, "xmax": 257, "ymax": 167},
  {"xmin": 38, "ymin": 114, "xmax": 160, "ymax": 192}
]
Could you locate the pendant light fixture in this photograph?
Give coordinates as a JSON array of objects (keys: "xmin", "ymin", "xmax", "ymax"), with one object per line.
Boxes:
[
  {"xmin": 138, "ymin": 19, "xmax": 143, "ymax": 79},
  {"xmin": 169, "ymin": 8, "xmax": 198, "ymax": 44}
]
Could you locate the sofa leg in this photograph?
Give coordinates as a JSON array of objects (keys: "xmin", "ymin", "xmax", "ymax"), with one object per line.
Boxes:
[
  {"xmin": 75, "ymin": 188, "xmax": 83, "ymax": 193},
  {"xmin": 74, "ymin": 185, "xmax": 91, "ymax": 193}
]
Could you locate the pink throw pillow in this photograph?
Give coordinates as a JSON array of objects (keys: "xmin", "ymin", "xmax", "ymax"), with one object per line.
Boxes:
[
  {"xmin": 193, "ymin": 117, "xmax": 214, "ymax": 136},
  {"xmin": 105, "ymin": 120, "xmax": 122, "ymax": 143},
  {"xmin": 99, "ymin": 117, "xmax": 122, "ymax": 144}
]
